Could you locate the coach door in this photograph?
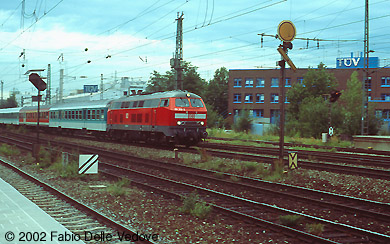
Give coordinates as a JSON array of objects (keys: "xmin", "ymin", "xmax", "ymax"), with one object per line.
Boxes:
[
  {"xmin": 82, "ymin": 109, "xmax": 87, "ymax": 129},
  {"xmin": 151, "ymin": 108, "xmax": 157, "ymax": 131}
]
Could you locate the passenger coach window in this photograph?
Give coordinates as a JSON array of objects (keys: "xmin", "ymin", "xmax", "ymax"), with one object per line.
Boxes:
[
  {"xmin": 160, "ymin": 99, "xmax": 169, "ymax": 107},
  {"xmin": 190, "ymin": 99, "xmax": 204, "ymax": 107},
  {"xmin": 175, "ymin": 98, "xmax": 190, "ymax": 107}
]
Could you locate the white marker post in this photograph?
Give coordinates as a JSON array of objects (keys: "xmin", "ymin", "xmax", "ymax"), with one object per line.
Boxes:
[{"xmin": 79, "ymin": 154, "xmax": 99, "ymax": 174}]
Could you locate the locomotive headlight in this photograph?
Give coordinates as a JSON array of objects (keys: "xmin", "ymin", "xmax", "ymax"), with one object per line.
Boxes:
[
  {"xmin": 177, "ymin": 121, "xmax": 182, "ymax": 126},
  {"xmin": 200, "ymin": 121, "xmax": 204, "ymax": 126}
]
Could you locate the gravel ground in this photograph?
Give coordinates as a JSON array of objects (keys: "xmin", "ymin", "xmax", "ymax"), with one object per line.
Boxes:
[
  {"xmin": 1, "ymin": 134, "xmax": 389, "ymax": 243},
  {"xmin": 0, "ymin": 154, "xmax": 293, "ymax": 244}
]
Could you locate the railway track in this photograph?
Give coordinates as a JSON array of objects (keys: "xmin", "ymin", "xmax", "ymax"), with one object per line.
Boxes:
[
  {"xmin": 1, "ymin": 133, "xmax": 389, "ymax": 243},
  {"xmin": 0, "ymin": 157, "xmax": 155, "ymax": 244},
  {"xmin": 201, "ymin": 142, "xmax": 390, "ymax": 169},
  {"xmin": 2, "ymin": 129, "xmax": 389, "ymax": 179},
  {"xmin": 208, "ymin": 136, "xmax": 390, "ymax": 157}
]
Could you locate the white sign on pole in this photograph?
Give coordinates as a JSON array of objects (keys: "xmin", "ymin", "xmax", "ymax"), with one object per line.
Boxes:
[
  {"xmin": 79, "ymin": 154, "xmax": 98, "ymax": 174},
  {"xmin": 329, "ymin": 127, "xmax": 334, "ymax": 137}
]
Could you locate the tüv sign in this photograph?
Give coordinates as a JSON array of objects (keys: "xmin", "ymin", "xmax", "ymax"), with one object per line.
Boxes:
[
  {"xmin": 336, "ymin": 56, "xmax": 379, "ymax": 69},
  {"xmin": 84, "ymin": 85, "xmax": 99, "ymax": 93}
]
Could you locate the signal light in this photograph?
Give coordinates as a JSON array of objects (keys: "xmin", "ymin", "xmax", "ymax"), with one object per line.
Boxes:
[{"xmin": 329, "ymin": 91, "xmax": 341, "ymax": 103}]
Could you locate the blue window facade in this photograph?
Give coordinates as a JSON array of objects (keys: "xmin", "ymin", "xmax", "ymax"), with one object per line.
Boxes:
[
  {"xmin": 244, "ymin": 94, "xmax": 253, "ymax": 103},
  {"xmin": 381, "ymin": 93, "xmax": 390, "ymax": 101},
  {"xmin": 256, "ymin": 78, "xmax": 264, "ymax": 87},
  {"xmin": 271, "ymin": 78, "xmax": 279, "ymax": 87},
  {"xmin": 381, "ymin": 77, "xmax": 390, "ymax": 87},
  {"xmin": 285, "ymin": 78, "xmax": 291, "ymax": 87},
  {"xmin": 233, "ymin": 93, "xmax": 241, "ymax": 103},
  {"xmin": 245, "ymin": 78, "xmax": 253, "ymax": 87},
  {"xmin": 256, "ymin": 93, "xmax": 264, "ymax": 103},
  {"xmin": 252, "ymin": 109, "xmax": 264, "ymax": 118},
  {"xmin": 233, "ymin": 78, "xmax": 242, "ymax": 87},
  {"xmin": 270, "ymin": 93, "xmax": 279, "ymax": 103}
]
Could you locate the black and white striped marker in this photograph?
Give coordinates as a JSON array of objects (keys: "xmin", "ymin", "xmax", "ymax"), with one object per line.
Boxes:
[{"xmin": 78, "ymin": 154, "xmax": 98, "ymax": 174}]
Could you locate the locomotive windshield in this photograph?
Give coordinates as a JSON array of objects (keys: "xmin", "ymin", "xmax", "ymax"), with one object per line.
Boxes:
[
  {"xmin": 175, "ymin": 98, "xmax": 190, "ymax": 107},
  {"xmin": 190, "ymin": 99, "xmax": 204, "ymax": 107}
]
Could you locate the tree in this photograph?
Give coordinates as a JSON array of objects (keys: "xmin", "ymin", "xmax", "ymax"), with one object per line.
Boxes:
[
  {"xmin": 0, "ymin": 94, "xmax": 18, "ymax": 108},
  {"xmin": 338, "ymin": 71, "xmax": 362, "ymax": 136},
  {"xmin": 146, "ymin": 61, "xmax": 206, "ymax": 96},
  {"xmin": 205, "ymin": 104, "xmax": 224, "ymax": 128},
  {"xmin": 286, "ymin": 63, "xmax": 339, "ymax": 138},
  {"xmin": 203, "ymin": 67, "xmax": 229, "ymax": 117},
  {"xmin": 338, "ymin": 71, "xmax": 381, "ymax": 136},
  {"xmin": 233, "ymin": 109, "xmax": 252, "ymax": 133}
]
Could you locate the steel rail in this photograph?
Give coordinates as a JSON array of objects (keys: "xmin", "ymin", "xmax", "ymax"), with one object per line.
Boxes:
[
  {"xmin": 1, "ymin": 133, "xmax": 390, "ymax": 221},
  {"xmin": 100, "ymin": 162, "xmax": 390, "ymax": 243},
  {"xmin": 0, "ymin": 133, "xmax": 388, "ymax": 240},
  {"xmin": 0, "ymin": 157, "xmax": 155, "ymax": 244}
]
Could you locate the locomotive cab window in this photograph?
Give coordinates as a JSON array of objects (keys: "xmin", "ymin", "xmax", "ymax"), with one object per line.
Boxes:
[
  {"xmin": 175, "ymin": 98, "xmax": 189, "ymax": 107},
  {"xmin": 190, "ymin": 99, "xmax": 204, "ymax": 107},
  {"xmin": 160, "ymin": 99, "xmax": 169, "ymax": 107}
]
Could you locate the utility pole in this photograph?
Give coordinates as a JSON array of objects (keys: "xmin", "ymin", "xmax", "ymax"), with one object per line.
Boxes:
[
  {"xmin": 100, "ymin": 74, "xmax": 104, "ymax": 100},
  {"xmin": 0, "ymin": 80, "xmax": 3, "ymax": 105},
  {"xmin": 170, "ymin": 12, "xmax": 184, "ymax": 90},
  {"xmin": 46, "ymin": 64, "xmax": 51, "ymax": 104},
  {"xmin": 361, "ymin": 0, "xmax": 370, "ymax": 135},
  {"xmin": 59, "ymin": 69, "xmax": 64, "ymax": 103}
]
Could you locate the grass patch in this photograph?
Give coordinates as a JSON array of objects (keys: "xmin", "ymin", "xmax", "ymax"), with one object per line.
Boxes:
[
  {"xmin": 0, "ymin": 143, "xmax": 20, "ymax": 157},
  {"xmin": 206, "ymin": 128, "xmax": 353, "ymax": 148},
  {"xmin": 49, "ymin": 161, "xmax": 80, "ymax": 178},
  {"xmin": 107, "ymin": 178, "xmax": 130, "ymax": 197},
  {"xmin": 179, "ymin": 191, "xmax": 212, "ymax": 219},
  {"xmin": 263, "ymin": 159, "xmax": 285, "ymax": 182},
  {"xmin": 279, "ymin": 214, "xmax": 303, "ymax": 227},
  {"xmin": 306, "ymin": 223, "xmax": 324, "ymax": 235}
]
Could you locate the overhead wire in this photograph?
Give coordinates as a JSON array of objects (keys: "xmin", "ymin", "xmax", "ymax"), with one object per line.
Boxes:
[
  {"xmin": 2, "ymin": 0, "xmax": 390, "ymax": 92},
  {"xmin": 0, "ymin": 0, "xmax": 64, "ymax": 52},
  {"xmin": 0, "ymin": 1, "xmax": 22, "ymax": 29}
]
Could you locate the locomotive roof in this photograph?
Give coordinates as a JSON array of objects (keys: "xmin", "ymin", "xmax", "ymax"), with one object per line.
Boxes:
[
  {"xmin": 113, "ymin": 90, "xmax": 202, "ymax": 102},
  {"xmin": 0, "ymin": 107, "xmax": 22, "ymax": 113},
  {"xmin": 50, "ymin": 99, "xmax": 113, "ymax": 110}
]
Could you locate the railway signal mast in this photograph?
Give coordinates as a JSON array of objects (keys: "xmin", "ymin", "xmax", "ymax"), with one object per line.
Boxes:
[
  {"xmin": 27, "ymin": 70, "xmax": 46, "ymax": 161},
  {"xmin": 276, "ymin": 20, "xmax": 297, "ymax": 168},
  {"xmin": 171, "ymin": 12, "xmax": 184, "ymax": 90}
]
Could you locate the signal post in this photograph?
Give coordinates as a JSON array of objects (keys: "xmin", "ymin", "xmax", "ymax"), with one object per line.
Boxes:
[
  {"xmin": 276, "ymin": 21, "xmax": 297, "ymax": 169},
  {"xmin": 28, "ymin": 71, "xmax": 47, "ymax": 161}
]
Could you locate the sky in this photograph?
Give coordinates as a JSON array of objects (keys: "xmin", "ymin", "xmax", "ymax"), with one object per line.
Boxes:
[{"xmin": 0, "ymin": 0, "xmax": 389, "ymax": 98}]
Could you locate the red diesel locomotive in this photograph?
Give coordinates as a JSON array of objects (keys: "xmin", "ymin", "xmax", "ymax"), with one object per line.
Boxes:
[{"xmin": 107, "ymin": 90, "xmax": 208, "ymax": 145}]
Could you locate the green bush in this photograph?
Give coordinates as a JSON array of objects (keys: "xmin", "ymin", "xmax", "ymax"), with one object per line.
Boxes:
[
  {"xmin": 107, "ymin": 178, "xmax": 130, "ymax": 197},
  {"xmin": 232, "ymin": 110, "xmax": 253, "ymax": 133},
  {"xmin": 279, "ymin": 215, "xmax": 303, "ymax": 227},
  {"xmin": 50, "ymin": 161, "xmax": 79, "ymax": 178},
  {"xmin": 179, "ymin": 191, "xmax": 212, "ymax": 219},
  {"xmin": 306, "ymin": 223, "xmax": 324, "ymax": 235},
  {"xmin": 190, "ymin": 201, "xmax": 212, "ymax": 219},
  {"xmin": 179, "ymin": 191, "xmax": 199, "ymax": 214}
]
